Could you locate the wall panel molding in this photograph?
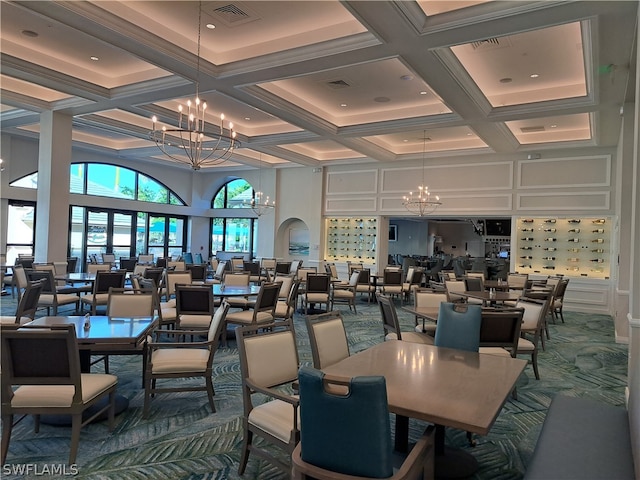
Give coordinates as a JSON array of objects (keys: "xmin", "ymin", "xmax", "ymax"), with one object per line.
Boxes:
[
  {"xmin": 517, "ymin": 155, "xmax": 611, "ymax": 189},
  {"xmin": 325, "ymin": 197, "xmax": 377, "ymax": 213},
  {"xmin": 327, "ymin": 169, "xmax": 378, "ymax": 195},
  {"xmin": 517, "ymin": 191, "xmax": 610, "ymax": 210}
]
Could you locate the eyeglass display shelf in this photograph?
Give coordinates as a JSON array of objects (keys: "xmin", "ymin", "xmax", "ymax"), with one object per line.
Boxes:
[
  {"xmin": 513, "ymin": 216, "xmax": 611, "ymax": 279},
  {"xmin": 324, "ymin": 217, "xmax": 377, "ymax": 264}
]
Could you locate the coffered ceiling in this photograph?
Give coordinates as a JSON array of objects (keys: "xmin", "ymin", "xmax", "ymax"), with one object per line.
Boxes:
[{"xmin": 0, "ymin": 1, "xmax": 637, "ymax": 171}]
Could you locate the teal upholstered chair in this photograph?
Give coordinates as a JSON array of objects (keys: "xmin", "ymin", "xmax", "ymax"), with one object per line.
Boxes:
[
  {"xmin": 293, "ymin": 366, "xmax": 434, "ymax": 480},
  {"xmin": 433, "ymin": 302, "xmax": 482, "ymax": 352}
]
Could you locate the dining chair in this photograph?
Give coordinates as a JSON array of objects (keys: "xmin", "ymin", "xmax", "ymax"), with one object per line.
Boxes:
[
  {"xmin": 550, "ymin": 278, "xmax": 570, "ymax": 323},
  {"xmin": 119, "ymin": 257, "xmax": 137, "ymax": 272},
  {"xmin": 514, "ymin": 297, "xmax": 552, "ymax": 380},
  {"xmin": 80, "ymin": 270, "xmax": 127, "ymax": 314},
  {"xmin": 235, "ymin": 319, "xmax": 300, "ymax": 474},
  {"xmin": 275, "ymin": 261, "xmax": 292, "ymax": 275},
  {"xmin": 402, "ymin": 266, "xmax": 423, "ymax": 302},
  {"xmin": 206, "ymin": 260, "xmax": 227, "ymax": 285},
  {"xmin": 507, "ymin": 273, "xmax": 528, "ymax": 291},
  {"xmin": 464, "ymin": 276, "xmax": 484, "ymax": 292},
  {"xmin": 226, "ymin": 282, "xmax": 280, "ymax": 328},
  {"xmin": 330, "ymin": 270, "xmax": 360, "ymax": 314},
  {"xmin": 412, "ymin": 288, "xmax": 448, "ymax": 334},
  {"xmin": 101, "ymin": 253, "xmax": 116, "ymax": 267},
  {"xmin": 293, "ymin": 366, "xmax": 435, "ymax": 480},
  {"xmin": 305, "ymin": 311, "xmax": 350, "ymax": 369},
  {"xmin": 355, "ymin": 269, "xmax": 375, "ymax": 303},
  {"xmin": 243, "ymin": 261, "xmax": 263, "ymax": 284},
  {"xmin": 222, "ymin": 271, "xmax": 251, "ymax": 309},
  {"xmin": 186, "ymin": 264, "xmax": 207, "ymax": 284},
  {"xmin": 161, "ymin": 270, "xmax": 193, "ymax": 303},
  {"xmin": 382, "ymin": 268, "xmax": 404, "ymax": 303},
  {"xmin": 378, "ymin": 294, "xmax": 432, "ymax": 345},
  {"xmin": 304, "ymin": 273, "xmax": 331, "ymax": 314},
  {"xmin": 175, "ymin": 283, "xmax": 215, "ymax": 332},
  {"xmin": 0, "ymin": 279, "xmax": 44, "ymax": 325},
  {"xmin": 0, "ymin": 324, "xmax": 118, "ymax": 465},
  {"xmin": 478, "ymin": 308, "xmax": 525, "ymax": 358},
  {"xmin": 143, "ymin": 300, "xmax": 230, "ymax": 418},
  {"xmin": 274, "ymin": 279, "xmax": 300, "ymax": 322},
  {"xmin": 9, "ymin": 264, "xmax": 28, "ymax": 301},
  {"xmin": 26, "ymin": 269, "xmax": 81, "ymax": 315},
  {"xmin": 230, "ymin": 257, "xmax": 245, "ymax": 272},
  {"xmin": 261, "ymin": 258, "xmax": 277, "ymax": 276},
  {"xmin": 167, "ymin": 260, "xmax": 186, "ymax": 272},
  {"xmin": 434, "ymin": 302, "xmax": 482, "ymax": 353},
  {"xmin": 138, "ymin": 254, "xmax": 154, "ymax": 265},
  {"xmin": 346, "ymin": 261, "xmax": 364, "ymax": 275}
]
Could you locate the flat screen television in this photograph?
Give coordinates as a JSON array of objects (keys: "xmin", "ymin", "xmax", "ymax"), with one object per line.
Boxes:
[{"xmin": 485, "ymin": 219, "xmax": 511, "ymax": 236}]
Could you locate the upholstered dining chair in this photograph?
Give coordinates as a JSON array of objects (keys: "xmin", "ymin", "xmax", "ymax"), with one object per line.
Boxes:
[
  {"xmin": 306, "ymin": 312, "xmax": 349, "ymax": 370},
  {"xmin": 275, "ymin": 261, "xmax": 292, "ymax": 275},
  {"xmin": 402, "ymin": 266, "xmax": 423, "ymax": 302},
  {"xmin": 235, "ymin": 320, "xmax": 300, "ymax": 474},
  {"xmin": 174, "ymin": 283, "xmax": 215, "ymax": 333},
  {"xmin": 206, "ymin": 260, "xmax": 227, "ymax": 285},
  {"xmin": 221, "ymin": 271, "xmax": 251, "ymax": 309},
  {"xmin": 293, "ymin": 366, "xmax": 435, "ymax": 480},
  {"xmin": 274, "ymin": 279, "xmax": 300, "ymax": 323},
  {"xmin": 304, "ymin": 273, "xmax": 331, "ymax": 314},
  {"xmin": 330, "ymin": 270, "xmax": 360, "ymax": 314},
  {"xmin": 378, "ymin": 294, "xmax": 432, "ymax": 345},
  {"xmin": 514, "ymin": 297, "xmax": 552, "ymax": 380},
  {"xmin": 355, "ymin": 269, "xmax": 375, "ymax": 303},
  {"xmin": 0, "ymin": 279, "xmax": 44, "ymax": 325},
  {"xmin": 80, "ymin": 270, "xmax": 127, "ymax": 314},
  {"xmin": 143, "ymin": 300, "xmax": 230, "ymax": 418},
  {"xmin": 26, "ymin": 269, "xmax": 81, "ymax": 315},
  {"xmin": 382, "ymin": 268, "xmax": 404, "ymax": 303},
  {"xmin": 225, "ymin": 281, "xmax": 280, "ymax": 329},
  {"xmin": 0, "ymin": 324, "xmax": 118, "ymax": 465},
  {"xmin": 434, "ymin": 302, "xmax": 482, "ymax": 353},
  {"xmin": 412, "ymin": 288, "xmax": 448, "ymax": 335}
]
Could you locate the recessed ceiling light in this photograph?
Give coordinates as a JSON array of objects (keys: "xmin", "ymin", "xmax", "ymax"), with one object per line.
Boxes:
[
  {"xmin": 400, "ymin": 75, "xmax": 413, "ymax": 81},
  {"xmin": 21, "ymin": 30, "xmax": 39, "ymax": 38},
  {"xmin": 206, "ymin": 23, "xmax": 216, "ymax": 29},
  {"xmin": 90, "ymin": 56, "xmax": 99, "ymax": 61},
  {"xmin": 419, "ymin": 91, "xmax": 427, "ymax": 95},
  {"xmin": 530, "ymin": 73, "xmax": 540, "ymax": 78},
  {"xmin": 340, "ymin": 103, "xmax": 347, "ymax": 107},
  {"xmin": 244, "ymin": 117, "xmax": 251, "ymax": 121},
  {"xmin": 499, "ymin": 77, "xmax": 513, "ymax": 83},
  {"xmin": 403, "ymin": 139, "xmax": 408, "ymax": 142},
  {"xmin": 550, "ymin": 124, "xmax": 557, "ymax": 128},
  {"xmin": 467, "ymin": 133, "xmax": 473, "ymax": 136}
]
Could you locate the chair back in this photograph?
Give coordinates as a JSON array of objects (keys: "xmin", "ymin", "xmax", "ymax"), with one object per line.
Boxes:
[
  {"xmin": 444, "ymin": 279, "xmax": 466, "ymax": 302},
  {"xmin": 306, "ymin": 273, "xmax": 330, "ymax": 294},
  {"xmin": 106, "ymin": 288, "xmax": 155, "ymax": 317},
  {"xmin": 479, "ymin": 308, "xmax": 524, "ymax": 355},
  {"xmin": 119, "ymin": 258, "xmax": 137, "ymax": 272},
  {"xmin": 186, "ymin": 264, "xmax": 207, "ymax": 281},
  {"xmin": 231, "ymin": 257, "xmax": 245, "ymax": 272},
  {"xmin": 243, "ymin": 261, "xmax": 261, "ymax": 275},
  {"xmin": 15, "ymin": 256, "xmax": 34, "ymax": 269},
  {"xmin": 464, "ymin": 276, "xmax": 484, "ymax": 292},
  {"xmin": 383, "ymin": 268, "xmax": 403, "ymax": 286},
  {"xmin": 1, "ymin": 325, "xmax": 81, "ymax": 400},
  {"xmin": 298, "ymin": 366, "xmax": 392, "ymax": 477},
  {"xmin": 102, "ymin": 254, "xmax": 116, "ymax": 265},
  {"xmin": 261, "ymin": 258, "xmax": 277, "ymax": 271},
  {"xmin": 434, "ymin": 303, "xmax": 482, "ymax": 352},
  {"xmin": 165, "ymin": 271, "xmax": 193, "ymax": 299},
  {"xmin": 554, "ymin": 278, "xmax": 569, "ymax": 301},
  {"xmin": 175, "ymin": 284, "xmax": 215, "ymax": 316},
  {"xmin": 274, "ymin": 274, "xmax": 294, "ymax": 300},
  {"xmin": 138, "ymin": 254, "xmax": 154, "ymax": 265},
  {"xmin": 214, "ymin": 261, "xmax": 227, "ymax": 279},
  {"xmin": 194, "ymin": 253, "xmax": 204, "ymax": 265},
  {"xmin": 356, "ymin": 268, "xmax": 371, "ymax": 286},
  {"xmin": 87, "ymin": 263, "xmax": 111, "ymax": 274},
  {"xmin": 347, "ymin": 261, "xmax": 364, "ymax": 274},
  {"xmin": 208, "ymin": 300, "xmax": 230, "ymax": 343},
  {"xmin": 156, "ymin": 257, "xmax": 168, "ymax": 268},
  {"xmin": 93, "ymin": 270, "xmax": 127, "ymax": 294},
  {"xmin": 507, "ymin": 273, "xmax": 529, "ymax": 289},
  {"xmin": 377, "ymin": 293, "xmax": 401, "ymax": 340},
  {"xmin": 182, "ymin": 252, "xmax": 194, "ymax": 264},
  {"xmin": 167, "ymin": 260, "xmax": 186, "ymax": 271},
  {"xmin": 13, "ymin": 279, "xmax": 45, "ymax": 323},
  {"xmin": 516, "ymin": 297, "xmax": 550, "ymax": 331},
  {"xmin": 466, "ymin": 271, "xmax": 485, "ymax": 281},
  {"xmin": 223, "ymin": 271, "xmax": 250, "ymax": 286},
  {"xmin": 253, "ymin": 282, "xmax": 281, "ymax": 314},
  {"xmin": 325, "ymin": 263, "xmax": 339, "ymax": 279},
  {"xmin": 289, "ymin": 260, "xmax": 302, "ymax": 274},
  {"xmin": 297, "ymin": 267, "xmax": 317, "ymax": 283},
  {"xmin": 236, "ymin": 319, "xmax": 299, "ymax": 389},
  {"xmin": 12, "ymin": 264, "xmax": 28, "ymax": 290},
  {"xmin": 414, "ymin": 288, "xmax": 448, "ymax": 309},
  {"xmin": 276, "ymin": 261, "xmax": 292, "ymax": 274},
  {"xmin": 25, "ymin": 269, "xmax": 55, "ymax": 295},
  {"xmin": 143, "ymin": 267, "xmax": 164, "ymax": 286},
  {"xmin": 305, "ymin": 312, "xmax": 349, "ymax": 369}
]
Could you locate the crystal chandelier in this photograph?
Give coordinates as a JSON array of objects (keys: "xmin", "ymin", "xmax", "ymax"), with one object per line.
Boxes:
[
  {"xmin": 402, "ymin": 131, "xmax": 441, "ymax": 216},
  {"xmin": 248, "ymin": 155, "xmax": 275, "ymax": 216},
  {"xmin": 150, "ymin": 2, "xmax": 239, "ymax": 170}
]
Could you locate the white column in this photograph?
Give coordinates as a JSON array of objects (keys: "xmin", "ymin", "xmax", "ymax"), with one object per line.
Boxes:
[{"xmin": 35, "ymin": 110, "xmax": 71, "ymax": 263}]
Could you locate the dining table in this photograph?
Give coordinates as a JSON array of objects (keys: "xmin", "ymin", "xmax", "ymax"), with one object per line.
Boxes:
[
  {"xmin": 322, "ymin": 340, "xmax": 526, "ymax": 479},
  {"xmin": 401, "ymin": 305, "xmax": 440, "ymax": 333},
  {"xmin": 461, "ymin": 290, "xmax": 521, "ymax": 305},
  {"xmin": 25, "ymin": 315, "xmax": 157, "ymax": 423},
  {"xmin": 211, "ymin": 284, "xmax": 261, "ymax": 298}
]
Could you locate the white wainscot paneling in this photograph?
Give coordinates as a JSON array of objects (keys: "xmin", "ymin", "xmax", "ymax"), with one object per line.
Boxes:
[
  {"xmin": 518, "ymin": 155, "xmax": 611, "ymax": 189},
  {"xmin": 517, "ymin": 191, "xmax": 610, "ymax": 210},
  {"xmin": 381, "ymin": 161, "xmax": 513, "ymax": 193},
  {"xmin": 325, "ymin": 197, "xmax": 377, "ymax": 213},
  {"xmin": 327, "ymin": 170, "xmax": 378, "ymax": 195},
  {"xmin": 564, "ymin": 279, "xmax": 612, "ymax": 315}
]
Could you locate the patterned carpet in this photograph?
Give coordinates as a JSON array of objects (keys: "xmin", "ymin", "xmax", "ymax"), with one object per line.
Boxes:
[{"xmin": 0, "ymin": 293, "xmax": 629, "ymax": 479}]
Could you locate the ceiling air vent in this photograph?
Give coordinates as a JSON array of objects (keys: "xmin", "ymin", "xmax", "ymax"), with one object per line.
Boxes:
[
  {"xmin": 470, "ymin": 36, "xmax": 511, "ymax": 51},
  {"xmin": 325, "ymin": 79, "xmax": 351, "ymax": 89},
  {"xmin": 204, "ymin": 2, "xmax": 259, "ymax": 27},
  {"xmin": 520, "ymin": 126, "xmax": 546, "ymax": 133}
]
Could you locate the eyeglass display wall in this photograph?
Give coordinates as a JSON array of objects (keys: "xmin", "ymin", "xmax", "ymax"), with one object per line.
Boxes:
[
  {"xmin": 325, "ymin": 217, "xmax": 377, "ymax": 264},
  {"xmin": 514, "ymin": 216, "xmax": 611, "ymax": 279}
]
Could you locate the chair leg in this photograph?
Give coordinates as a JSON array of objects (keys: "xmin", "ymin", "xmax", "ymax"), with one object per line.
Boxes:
[
  {"xmin": 531, "ymin": 351, "xmax": 540, "ymax": 380},
  {"xmin": 1, "ymin": 414, "xmax": 13, "ymax": 464},
  {"xmin": 238, "ymin": 426, "xmax": 253, "ymax": 474},
  {"xmin": 69, "ymin": 413, "xmax": 82, "ymax": 464},
  {"xmin": 205, "ymin": 377, "xmax": 216, "ymax": 413},
  {"xmin": 143, "ymin": 375, "xmax": 152, "ymax": 419},
  {"xmin": 108, "ymin": 391, "xmax": 115, "ymax": 431},
  {"xmin": 34, "ymin": 415, "xmax": 40, "ymax": 433}
]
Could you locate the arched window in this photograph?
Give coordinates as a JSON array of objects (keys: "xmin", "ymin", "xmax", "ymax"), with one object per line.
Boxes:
[
  {"xmin": 10, "ymin": 163, "xmax": 185, "ymax": 205},
  {"xmin": 211, "ymin": 179, "xmax": 256, "ymax": 256}
]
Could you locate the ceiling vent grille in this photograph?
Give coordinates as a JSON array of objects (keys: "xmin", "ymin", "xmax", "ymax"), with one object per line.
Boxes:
[
  {"xmin": 204, "ymin": 2, "xmax": 259, "ymax": 27},
  {"xmin": 470, "ymin": 37, "xmax": 511, "ymax": 51},
  {"xmin": 325, "ymin": 79, "xmax": 351, "ymax": 89},
  {"xmin": 520, "ymin": 126, "xmax": 546, "ymax": 133}
]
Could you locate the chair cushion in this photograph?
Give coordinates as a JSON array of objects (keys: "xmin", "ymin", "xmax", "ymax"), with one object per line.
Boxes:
[
  {"xmin": 151, "ymin": 348, "xmax": 209, "ymax": 373},
  {"xmin": 332, "ymin": 290, "xmax": 354, "ymax": 300},
  {"xmin": 401, "ymin": 332, "xmax": 434, "ymax": 345},
  {"xmin": 11, "ymin": 374, "xmax": 117, "ymax": 407},
  {"xmin": 161, "ymin": 306, "xmax": 176, "ymax": 321},
  {"xmin": 383, "ymin": 286, "xmax": 403, "ymax": 294},
  {"xmin": 179, "ymin": 314, "xmax": 211, "ymax": 328},
  {"xmin": 80, "ymin": 293, "xmax": 109, "ymax": 305},
  {"xmin": 227, "ymin": 310, "xmax": 273, "ymax": 325},
  {"xmin": 480, "ymin": 347, "xmax": 511, "ymax": 357},
  {"xmin": 248, "ymin": 398, "xmax": 298, "ymax": 443},
  {"xmin": 162, "ymin": 298, "xmax": 176, "ymax": 308},
  {"xmin": 306, "ymin": 293, "xmax": 329, "ymax": 303},
  {"xmin": 274, "ymin": 301, "xmax": 289, "ymax": 317},
  {"xmin": 517, "ymin": 337, "xmax": 535, "ymax": 351}
]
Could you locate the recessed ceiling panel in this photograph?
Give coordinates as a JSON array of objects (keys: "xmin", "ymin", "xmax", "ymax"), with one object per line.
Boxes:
[
  {"xmin": 280, "ymin": 141, "xmax": 365, "ymax": 161},
  {"xmin": 100, "ymin": 0, "xmax": 367, "ymax": 65},
  {"xmin": 260, "ymin": 58, "xmax": 450, "ymax": 127},
  {"xmin": 450, "ymin": 22, "xmax": 587, "ymax": 107},
  {"xmin": 366, "ymin": 127, "xmax": 487, "ymax": 154},
  {"xmin": 0, "ymin": 76, "xmax": 71, "ymax": 104},
  {"xmin": 418, "ymin": 0, "xmax": 491, "ymax": 16},
  {"xmin": 505, "ymin": 113, "xmax": 591, "ymax": 144}
]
